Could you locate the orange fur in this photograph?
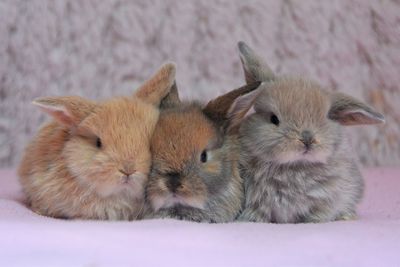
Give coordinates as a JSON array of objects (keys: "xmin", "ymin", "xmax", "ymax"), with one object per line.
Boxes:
[
  {"xmin": 18, "ymin": 63, "xmax": 175, "ymax": 220},
  {"xmin": 146, "ymin": 82, "xmax": 261, "ymax": 222},
  {"xmin": 147, "ymin": 107, "xmax": 217, "ymax": 210},
  {"xmin": 151, "ymin": 106, "xmax": 218, "ymax": 171}
]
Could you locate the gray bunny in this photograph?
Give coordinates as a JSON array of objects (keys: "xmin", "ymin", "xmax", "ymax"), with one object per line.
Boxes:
[{"xmin": 237, "ymin": 42, "xmax": 385, "ymax": 223}]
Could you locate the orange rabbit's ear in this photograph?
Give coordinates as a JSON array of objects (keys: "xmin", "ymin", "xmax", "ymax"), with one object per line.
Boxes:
[
  {"xmin": 135, "ymin": 62, "xmax": 176, "ymax": 106},
  {"xmin": 328, "ymin": 92, "xmax": 385, "ymax": 126},
  {"xmin": 203, "ymin": 81, "xmax": 261, "ymax": 133},
  {"xmin": 238, "ymin": 41, "xmax": 275, "ymax": 84},
  {"xmin": 32, "ymin": 96, "xmax": 96, "ymax": 127}
]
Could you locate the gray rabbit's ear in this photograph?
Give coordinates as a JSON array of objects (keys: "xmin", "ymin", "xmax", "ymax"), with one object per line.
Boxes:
[
  {"xmin": 135, "ymin": 62, "xmax": 176, "ymax": 106},
  {"xmin": 32, "ymin": 96, "xmax": 96, "ymax": 128},
  {"xmin": 203, "ymin": 81, "xmax": 261, "ymax": 133},
  {"xmin": 160, "ymin": 81, "xmax": 181, "ymax": 109},
  {"xmin": 328, "ymin": 92, "xmax": 385, "ymax": 126},
  {"xmin": 238, "ymin": 41, "xmax": 275, "ymax": 84}
]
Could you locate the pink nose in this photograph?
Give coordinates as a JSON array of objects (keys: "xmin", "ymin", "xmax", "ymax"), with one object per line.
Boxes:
[
  {"xmin": 119, "ymin": 162, "xmax": 136, "ymax": 176},
  {"xmin": 119, "ymin": 169, "xmax": 135, "ymax": 177}
]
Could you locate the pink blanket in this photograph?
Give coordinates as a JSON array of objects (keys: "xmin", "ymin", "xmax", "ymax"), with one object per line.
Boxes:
[{"xmin": 1, "ymin": 169, "xmax": 399, "ymax": 267}]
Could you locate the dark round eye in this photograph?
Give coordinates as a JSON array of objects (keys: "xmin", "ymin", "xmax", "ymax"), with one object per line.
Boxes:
[
  {"xmin": 200, "ymin": 150, "xmax": 208, "ymax": 163},
  {"xmin": 96, "ymin": 137, "xmax": 102, "ymax": 148},
  {"xmin": 270, "ymin": 114, "xmax": 280, "ymax": 126}
]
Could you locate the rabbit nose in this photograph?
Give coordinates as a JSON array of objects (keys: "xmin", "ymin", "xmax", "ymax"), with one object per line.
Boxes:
[
  {"xmin": 300, "ymin": 130, "xmax": 315, "ymax": 149},
  {"xmin": 120, "ymin": 162, "xmax": 135, "ymax": 176},
  {"xmin": 166, "ymin": 172, "xmax": 181, "ymax": 193},
  {"xmin": 119, "ymin": 169, "xmax": 134, "ymax": 177},
  {"xmin": 119, "ymin": 165, "xmax": 136, "ymax": 177}
]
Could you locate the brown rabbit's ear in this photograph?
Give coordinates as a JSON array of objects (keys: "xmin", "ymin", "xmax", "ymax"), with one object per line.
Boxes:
[
  {"xmin": 33, "ymin": 96, "xmax": 96, "ymax": 127},
  {"xmin": 135, "ymin": 62, "xmax": 176, "ymax": 106},
  {"xmin": 160, "ymin": 81, "xmax": 181, "ymax": 109},
  {"xmin": 203, "ymin": 81, "xmax": 261, "ymax": 133},
  {"xmin": 328, "ymin": 92, "xmax": 385, "ymax": 126},
  {"xmin": 238, "ymin": 41, "xmax": 275, "ymax": 84}
]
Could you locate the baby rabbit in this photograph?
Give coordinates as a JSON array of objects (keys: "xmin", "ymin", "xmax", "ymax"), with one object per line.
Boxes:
[
  {"xmin": 18, "ymin": 63, "xmax": 176, "ymax": 220},
  {"xmin": 145, "ymin": 81, "xmax": 261, "ymax": 223},
  {"xmin": 237, "ymin": 42, "xmax": 385, "ymax": 223}
]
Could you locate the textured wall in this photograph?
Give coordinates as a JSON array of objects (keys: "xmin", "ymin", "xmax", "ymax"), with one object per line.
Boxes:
[{"xmin": 0, "ymin": 0, "xmax": 399, "ymax": 167}]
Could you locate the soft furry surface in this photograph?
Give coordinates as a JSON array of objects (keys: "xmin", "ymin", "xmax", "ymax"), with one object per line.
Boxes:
[
  {"xmin": 17, "ymin": 63, "xmax": 175, "ymax": 220},
  {"xmin": 0, "ymin": 168, "xmax": 399, "ymax": 266},
  {"xmin": 0, "ymin": 0, "xmax": 399, "ymax": 167},
  {"xmin": 237, "ymin": 43, "xmax": 382, "ymax": 223}
]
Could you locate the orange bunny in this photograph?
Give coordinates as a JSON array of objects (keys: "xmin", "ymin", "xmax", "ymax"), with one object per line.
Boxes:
[{"xmin": 18, "ymin": 63, "xmax": 176, "ymax": 220}]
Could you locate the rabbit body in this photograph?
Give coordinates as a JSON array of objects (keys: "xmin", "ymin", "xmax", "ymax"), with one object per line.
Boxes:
[
  {"xmin": 18, "ymin": 64, "xmax": 176, "ymax": 220},
  {"xmin": 237, "ymin": 43, "xmax": 384, "ymax": 223},
  {"xmin": 145, "ymin": 83, "xmax": 261, "ymax": 222},
  {"xmin": 239, "ymin": 79, "xmax": 364, "ymax": 223}
]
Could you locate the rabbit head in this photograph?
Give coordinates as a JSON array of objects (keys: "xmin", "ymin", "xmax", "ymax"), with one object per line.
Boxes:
[
  {"xmin": 238, "ymin": 42, "xmax": 385, "ymax": 165},
  {"xmin": 32, "ymin": 63, "xmax": 176, "ymax": 198},
  {"xmin": 147, "ymin": 81, "xmax": 261, "ymax": 218}
]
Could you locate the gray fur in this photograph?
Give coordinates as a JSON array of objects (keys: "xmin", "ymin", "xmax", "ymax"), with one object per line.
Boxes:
[
  {"xmin": 237, "ymin": 42, "xmax": 385, "ymax": 223},
  {"xmin": 238, "ymin": 41, "xmax": 275, "ymax": 84}
]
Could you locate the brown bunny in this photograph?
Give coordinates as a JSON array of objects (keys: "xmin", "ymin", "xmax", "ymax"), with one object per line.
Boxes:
[
  {"xmin": 18, "ymin": 63, "xmax": 176, "ymax": 220},
  {"xmin": 145, "ymin": 81, "xmax": 261, "ymax": 223}
]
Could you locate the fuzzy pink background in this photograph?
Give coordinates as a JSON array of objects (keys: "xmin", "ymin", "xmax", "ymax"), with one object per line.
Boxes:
[{"xmin": 0, "ymin": 0, "xmax": 399, "ymax": 167}]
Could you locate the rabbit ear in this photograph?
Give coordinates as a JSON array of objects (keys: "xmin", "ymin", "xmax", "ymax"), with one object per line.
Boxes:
[
  {"xmin": 329, "ymin": 93, "xmax": 385, "ymax": 126},
  {"xmin": 33, "ymin": 96, "xmax": 96, "ymax": 127},
  {"xmin": 238, "ymin": 41, "xmax": 275, "ymax": 84},
  {"xmin": 135, "ymin": 62, "xmax": 176, "ymax": 106},
  {"xmin": 160, "ymin": 81, "xmax": 181, "ymax": 109},
  {"xmin": 203, "ymin": 81, "xmax": 261, "ymax": 132}
]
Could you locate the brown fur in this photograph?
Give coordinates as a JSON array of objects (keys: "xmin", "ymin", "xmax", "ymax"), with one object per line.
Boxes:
[
  {"xmin": 145, "ymin": 83, "xmax": 262, "ymax": 223},
  {"xmin": 151, "ymin": 106, "xmax": 218, "ymax": 171},
  {"xmin": 18, "ymin": 63, "xmax": 176, "ymax": 220}
]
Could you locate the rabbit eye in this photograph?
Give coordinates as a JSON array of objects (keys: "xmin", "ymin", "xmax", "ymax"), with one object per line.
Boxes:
[
  {"xmin": 200, "ymin": 150, "xmax": 208, "ymax": 163},
  {"xmin": 270, "ymin": 114, "xmax": 280, "ymax": 126},
  {"xmin": 96, "ymin": 137, "xmax": 102, "ymax": 149}
]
